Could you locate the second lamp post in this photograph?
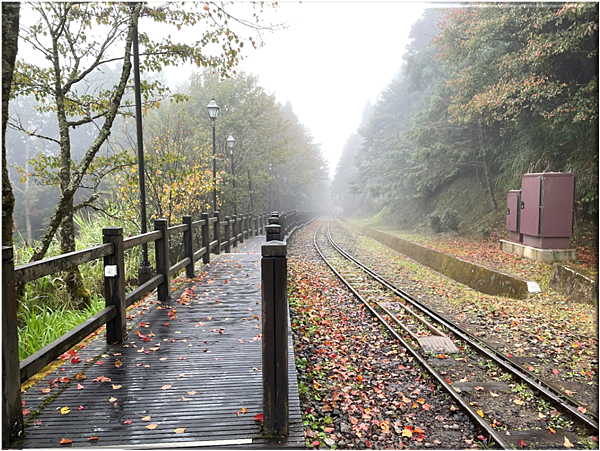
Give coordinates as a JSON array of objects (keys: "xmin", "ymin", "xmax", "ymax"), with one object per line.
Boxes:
[
  {"xmin": 206, "ymin": 98, "xmax": 220, "ymax": 212},
  {"xmin": 227, "ymin": 134, "xmax": 236, "ymax": 214}
]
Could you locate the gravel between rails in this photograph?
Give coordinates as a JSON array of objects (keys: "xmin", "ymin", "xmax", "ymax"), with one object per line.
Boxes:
[
  {"xmin": 287, "ymin": 222, "xmax": 483, "ymax": 450},
  {"xmin": 328, "ymin": 220, "xmax": 598, "ymax": 417}
]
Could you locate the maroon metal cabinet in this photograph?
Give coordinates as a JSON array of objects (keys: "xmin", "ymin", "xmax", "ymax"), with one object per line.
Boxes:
[
  {"xmin": 520, "ymin": 173, "xmax": 575, "ymax": 249},
  {"xmin": 506, "ymin": 190, "xmax": 522, "ymax": 242}
]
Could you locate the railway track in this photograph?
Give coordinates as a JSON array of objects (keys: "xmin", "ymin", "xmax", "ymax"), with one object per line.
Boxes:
[{"xmin": 313, "ymin": 221, "xmax": 598, "ymax": 449}]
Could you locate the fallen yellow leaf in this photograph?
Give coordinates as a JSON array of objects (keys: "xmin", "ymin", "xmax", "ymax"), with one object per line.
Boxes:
[
  {"xmin": 112, "ymin": 384, "xmax": 122, "ymax": 390},
  {"xmin": 145, "ymin": 424, "xmax": 158, "ymax": 430},
  {"xmin": 402, "ymin": 428, "xmax": 412, "ymax": 437},
  {"xmin": 476, "ymin": 410, "xmax": 484, "ymax": 418},
  {"xmin": 489, "ymin": 391, "xmax": 500, "ymax": 397},
  {"xmin": 60, "ymin": 406, "xmax": 70, "ymax": 415},
  {"xmin": 174, "ymin": 428, "xmax": 186, "ymax": 434},
  {"xmin": 142, "ymin": 416, "xmax": 151, "ymax": 421},
  {"xmin": 109, "ymin": 397, "xmax": 117, "ymax": 402},
  {"xmin": 241, "ymin": 407, "xmax": 247, "ymax": 413},
  {"xmin": 187, "ymin": 390, "xmax": 197, "ymax": 395},
  {"xmin": 564, "ymin": 437, "xmax": 574, "ymax": 448},
  {"xmin": 161, "ymin": 385, "xmax": 172, "ymax": 390}
]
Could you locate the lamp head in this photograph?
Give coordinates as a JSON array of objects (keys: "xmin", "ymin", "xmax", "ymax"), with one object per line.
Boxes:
[{"xmin": 206, "ymin": 98, "xmax": 219, "ymax": 120}]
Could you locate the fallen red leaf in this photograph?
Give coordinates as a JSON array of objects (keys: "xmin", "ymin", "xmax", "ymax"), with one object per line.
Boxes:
[{"xmin": 253, "ymin": 413, "xmax": 263, "ymax": 421}]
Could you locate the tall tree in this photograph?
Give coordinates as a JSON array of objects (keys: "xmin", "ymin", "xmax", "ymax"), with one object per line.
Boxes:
[{"xmin": 2, "ymin": 2, "xmax": 20, "ymax": 246}]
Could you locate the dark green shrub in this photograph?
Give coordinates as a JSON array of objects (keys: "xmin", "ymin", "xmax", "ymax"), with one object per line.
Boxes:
[
  {"xmin": 427, "ymin": 212, "xmax": 443, "ymax": 233},
  {"xmin": 441, "ymin": 209, "xmax": 460, "ymax": 232}
]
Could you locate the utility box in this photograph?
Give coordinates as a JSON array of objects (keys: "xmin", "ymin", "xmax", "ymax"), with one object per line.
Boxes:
[
  {"xmin": 506, "ymin": 190, "xmax": 522, "ymax": 243},
  {"xmin": 520, "ymin": 173, "xmax": 574, "ymax": 249}
]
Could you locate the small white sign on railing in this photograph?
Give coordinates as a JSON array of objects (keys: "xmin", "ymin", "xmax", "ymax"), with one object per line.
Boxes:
[{"xmin": 104, "ymin": 265, "xmax": 118, "ymax": 277}]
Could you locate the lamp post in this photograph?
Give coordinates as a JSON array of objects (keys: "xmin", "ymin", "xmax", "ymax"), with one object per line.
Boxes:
[
  {"xmin": 206, "ymin": 98, "xmax": 220, "ymax": 212},
  {"xmin": 131, "ymin": 2, "xmax": 153, "ymax": 285},
  {"xmin": 227, "ymin": 135, "xmax": 236, "ymax": 215}
]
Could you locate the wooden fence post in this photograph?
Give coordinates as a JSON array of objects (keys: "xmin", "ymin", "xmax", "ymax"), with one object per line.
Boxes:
[
  {"xmin": 183, "ymin": 215, "xmax": 194, "ymax": 279},
  {"xmin": 239, "ymin": 215, "xmax": 244, "ymax": 244},
  {"xmin": 103, "ymin": 227, "xmax": 126, "ymax": 344},
  {"xmin": 201, "ymin": 212, "xmax": 210, "ymax": 264},
  {"xmin": 261, "ymin": 241, "xmax": 289, "ymax": 437},
  {"xmin": 213, "ymin": 211, "xmax": 221, "ymax": 255},
  {"xmin": 2, "ymin": 247, "xmax": 24, "ymax": 447},
  {"xmin": 224, "ymin": 216, "xmax": 231, "ymax": 253},
  {"xmin": 155, "ymin": 219, "xmax": 170, "ymax": 303},
  {"xmin": 266, "ymin": 224, "xmax": 281, "ymax": 242},
  {"xmin": 232, "ymin": 215, "xmax": 238, "ymax": 248}
]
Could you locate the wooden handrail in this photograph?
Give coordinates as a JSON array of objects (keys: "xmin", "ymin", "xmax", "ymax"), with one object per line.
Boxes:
[
  {"xmin": 123, "ymin": 230, "xmax": 161, "ymax": 250},
  {"xmin": 15, "ymin": 244, "xmax": 113, "ymax": 285}
]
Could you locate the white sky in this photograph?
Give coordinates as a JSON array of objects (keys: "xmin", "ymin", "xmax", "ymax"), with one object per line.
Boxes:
[{"xmin": 164, "ymin": 1, "xmax": 428, "ymax": 176}]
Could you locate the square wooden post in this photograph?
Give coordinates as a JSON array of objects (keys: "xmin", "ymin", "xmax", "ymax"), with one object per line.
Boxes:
[
  {"xmin": 2, "ymin": 247, "xmax": 23, "ymax": 447},
  {"xmin": 155, "ymin": 219, "xmax": 170, "ymax": 302},
  {"xmin": 232, "ymin": 214, "xmax": 238, "ymax": 248},
  {"xmin": 201, "ymin": 212, "xmax": 210, "ymax": 264},
  {"xmin": 103, "ymin": 227, "xmax": 127, "ymax": 344},
  {"xmin": 213, "ymin": 211, "xmax": 221, "ymax": 255},
  {"xmin": 224, "ymin": 216, "xmax": 231, "ymax": 253},
  {"xmin": 183, "ymin": 215, "xmax": 194, "ymax": 278},
  {"xmin": 239, "ymin": 215, "xmax": 244, "ymax": 244},
  {"xmin": 261, "ymin": 241, "xmax": 289, "ymax": 437}
]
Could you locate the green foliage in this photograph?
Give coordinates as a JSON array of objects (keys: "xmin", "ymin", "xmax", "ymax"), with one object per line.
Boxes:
[
  {"xmin": 427, "ymin": 212, "xmax": 443, "ymax": 234},
  {"xmin": 336, "ymin": 4, "xmax": 598, "ymax": 228},
  {"xmin": 441, "ymin": 209, "xmax": 460, "ymax": 233},
  {"xmin": 18, "ymin": 296, "xmax": 105, "ymax": 360}
]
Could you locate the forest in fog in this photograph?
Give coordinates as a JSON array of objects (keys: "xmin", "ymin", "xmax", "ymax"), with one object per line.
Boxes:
[{"xmin": 332, "ymin": 4, "xmax": 597, "ymax": 230}]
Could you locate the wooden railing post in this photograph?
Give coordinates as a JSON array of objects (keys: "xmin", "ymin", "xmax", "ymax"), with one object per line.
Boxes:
[
  {"xmin": 183, "ymin": 215, "xmax": 194, "ymax": 278},
  {"xmin": 201, "ymin": 212, "xmax": 210, "ymax": 264},
  {"xmin": 239, "ymin": 215, "xmax": 244, "ymax": 244},
  {"xmin": 103, "ymin": 227, "xmax": 126, "ymax": 344},
  {"xmin": 224, "ymin": 216, "xmax": 231, "ymax": 253},
  {"xmin": 232, "ymin": 215, "xmax": 238, "ymax": 248},
  {"xmin": 261, "ymin": 241, "xmax": 289, "ymax": 437},
  {"xmin": 2, "ymin": 246, "xmax": 24, "ymax": 447},
  {"xmin": 155, "ymin": 219, "xmax": 170, "ymax": 302},
  {"xmin": 213, "ymin": 211, "xmax": 221, "ymax": 255},
  {"xmin": 266, "ymin": 224, "xmax": 281, "ymax": 242}
]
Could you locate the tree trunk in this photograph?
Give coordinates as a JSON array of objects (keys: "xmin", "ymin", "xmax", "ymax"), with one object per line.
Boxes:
[
  {"xmin": 2, "ymin": 2, "xmax": 20, "ymax": 247},
  {"xmin": 477, "ymin": 127, "xmax": 498, "ymax": 211},
  {"xmin": 29, "ymin": 4, "xmax": 140, "ymax": 263}
]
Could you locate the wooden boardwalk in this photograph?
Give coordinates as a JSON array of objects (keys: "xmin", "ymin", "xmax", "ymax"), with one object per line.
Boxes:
[{"xmin": 18, "ymin": 236, "xmax": 305, "ymax": 449}]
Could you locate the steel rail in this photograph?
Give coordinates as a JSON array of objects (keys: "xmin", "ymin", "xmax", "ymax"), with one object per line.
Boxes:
[
  {"xmin": 312, "ymin": 221, "xmax": 512, "ymax": 449},
  {"xmin": 327, "ymin": 221, "xmax": 599, "ymax": 432}
]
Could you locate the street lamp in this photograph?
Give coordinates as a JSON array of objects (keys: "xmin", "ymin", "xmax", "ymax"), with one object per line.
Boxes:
[
  {"xmin": 206, "ymin": 98, "xmax": 220, "ymax": 212},
  {"xmin": 131, "ymin": 2, "xmax": 153, "ymax": 285},
  {"xmin": 226, "ymin": 135, "xmax": 236, "ymax": 214}
]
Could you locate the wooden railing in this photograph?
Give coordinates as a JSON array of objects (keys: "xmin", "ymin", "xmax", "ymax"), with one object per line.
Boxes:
[
  {"xmin": 2, "ymin": 210, "xmax": 270, "ymax": 446},
  {"xmin": 2, "ymin": 209, "xmax": 317, "ymax": 445}
]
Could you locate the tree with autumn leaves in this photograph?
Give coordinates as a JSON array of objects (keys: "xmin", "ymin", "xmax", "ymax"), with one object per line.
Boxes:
[
  {"xmin": 4, "ymin": 2, "xmax": 280, "ymax": 307},
  {"xmin": 435, "ymin": 3, "xmax": 598, "ymax": 213},
  {"xmin": 345, "ymin": 3, "xmax": 597, "ymax": 226}
]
